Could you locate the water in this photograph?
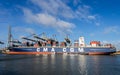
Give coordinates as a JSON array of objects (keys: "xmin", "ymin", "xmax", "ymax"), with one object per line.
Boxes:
[{"xmin": 0, "ymin": 54, "xmax": 120, "ymax": 75}]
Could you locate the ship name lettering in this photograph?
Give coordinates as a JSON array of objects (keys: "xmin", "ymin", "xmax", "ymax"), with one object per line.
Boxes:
[
  {"xmin": 51, "ymin": 48, "xmax": 55, "ymax": 52},
  {"xmin": 36, "ymin": 48, "xmax": 40, "ymax": 52},
  {"xmin": 78, "ymin": 48, "xmax": 84, "ymax": 52},
  {"xmin": 63, "ymin": 48, "xmax": 66, "ymax": 52},
  {"xmin": 70, "ymin": 48, "xmax": 74, "ymax": 52},
  {"xmin": 43, "ymin": 48, "xmax": 48, "ymax": 52}
]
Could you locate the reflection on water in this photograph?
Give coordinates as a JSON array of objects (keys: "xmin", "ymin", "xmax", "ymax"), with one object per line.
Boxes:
[
  {"xmin": 0, "ymin": 54, "xmax": 120, "ymax": 75},
  {"xmin": 78, "ymin": 55, "xmax": 88, "ymax": 75}
]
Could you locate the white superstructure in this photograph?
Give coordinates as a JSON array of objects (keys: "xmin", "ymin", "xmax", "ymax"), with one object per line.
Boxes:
[{"xmin": 79, "ymin": 37, "xmax": 85, "ymax": 47}]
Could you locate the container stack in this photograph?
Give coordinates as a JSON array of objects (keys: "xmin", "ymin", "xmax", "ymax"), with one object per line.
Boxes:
[
  {"xmin": 60, "ymin": 42, "xmax": 67, "ymax": 47},
  {"xmin": 90, "ymin": 41, "xmax": 100, "ymax": 47},
  {"xmin": 46, "ymin": 40, "xmax": 51, "ymax": 47}
]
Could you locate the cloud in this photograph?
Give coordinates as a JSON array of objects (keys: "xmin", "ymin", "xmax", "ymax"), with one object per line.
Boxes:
[
  {"xmin": 87, "ymin": 15, "xmax": 101, "ymax": 26},
  {"xmin": 73, "ymin": 0, "xmax": 82, "ymax": 6},
  {"xmin": 13, "ymin": 26, "xmax": 35, "ymax": 34},
  {"xmin": 11, "ymin": 26, "xmax": 36, "ymax": 40},
  {"xmin": 20, "ymin": 0, "xmax": 101, "ymax": 34},
  {"xmin": 25, "ymin": 28, "xmax": 35, "ymax": 34},
  {"xmin": 88, "ymin": 15, "xmax": 96, "ymax": 20},
  {"xmin": 22, "ymin": 8, "xmax": 75, "ymax": 33},
  {"xmin": 95, "ymin": 22, "xmax": 100, "ymax": 26},
  {"xmin": 30, "ymin": 0, "xmax": 75, "ymax": 19},
  {"xmin": 103, "ymin": 26, "xmax": 119, "ymax": 34},
  {"xmin": 90, "ymin": 33, "xmax": 95, "ymax": 37},
  {"xmin": 75, "ymin": 5, "xmax": 91, "ymax": 20},
  {"xmin": 0, "ymin": 6, "xmax": 12, "ymax": 23},
  {"xmin": 102, "ymin": 40, "xmax": 110, "ymax": 44},
  {"xmin": 30, "ymin": 0, "xmax": 100, "ymax": 24}
]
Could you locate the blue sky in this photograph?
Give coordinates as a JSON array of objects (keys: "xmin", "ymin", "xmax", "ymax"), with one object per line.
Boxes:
[{"xmin": 0, "ymin": 0, "xmax": 120, "ymax": 50}]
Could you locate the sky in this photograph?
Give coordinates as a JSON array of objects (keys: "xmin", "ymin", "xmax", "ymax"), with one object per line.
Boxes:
[{"xmin": 0, "ymin": 0, "xmax": 120, "ymax": 50}]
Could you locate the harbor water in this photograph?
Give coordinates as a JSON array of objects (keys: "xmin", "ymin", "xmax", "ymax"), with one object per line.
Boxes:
[{"xmin": 0, "ymin": 54, "xmax": 120, "ymax": 75}]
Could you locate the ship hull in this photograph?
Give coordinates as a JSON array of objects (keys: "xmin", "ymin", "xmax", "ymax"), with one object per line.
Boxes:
[
  {"xmin": 6, "ymin": 47, "xmax": 116, "ymax": 55},
  {"xmin": 88, "ymin": 52, "xmax": 114, "ymax": 55}
]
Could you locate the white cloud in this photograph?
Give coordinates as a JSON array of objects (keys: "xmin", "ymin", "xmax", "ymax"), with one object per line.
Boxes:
[
  {"xmin": 90, "ymin": 33, "xmax": 95, "ymax": 37},
  {"xmin": 102, "ymin": 40, "xmax": 110, "ymax": 44},
  {"xmin": 22, "ymin": 8, "xmax": 75, "ymax": 33},
  {"xmin": 36, "ymin": 13, "xmax": 56, "ymax": 26},
  {"xmin": 12, "ymin": 26, "xmax": 36, "ymax": 40},
  {"xmin": 13, "ymin": 26, "xmax": 35, "ymax": 34},
  {"xmin": 30, "ymin": 0, "xmax": 100, "ymax": 24},
  {"xmin": 21, "ymin": 0, "xmax": 101, "ymax": 34},
  {"xmin": 31, "ymin": 0, "xmax": 75, "ymax": 19},
  {"xmin": 73, "ymin": 0, "xmax": 81, "ymax": 6},
  {"xmin": 75, "ymin": 5, "xmax": 91, "ymax": 20},
  {"xmin": 95, "ymin": 22, "xmax": 100, "ymax": 26},
  {"xmin": 103, "ymin": 26, "xmax": 119, "ymax": 34},
  {"xmin": 87, "ymin": 15, "xmax": 101, "ymax": 26},
  {"xmin": 88, "ymin": 15, "xmax": 96, "ymax": 20},
  {"xmin": 25, "ymin": 28, "xmax": 35, "ymax": 34}
]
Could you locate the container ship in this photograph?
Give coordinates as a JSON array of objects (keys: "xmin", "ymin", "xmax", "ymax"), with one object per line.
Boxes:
[{"xmin": 5, "ymin": 27, "xmax": 116, "ymax": 55}]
